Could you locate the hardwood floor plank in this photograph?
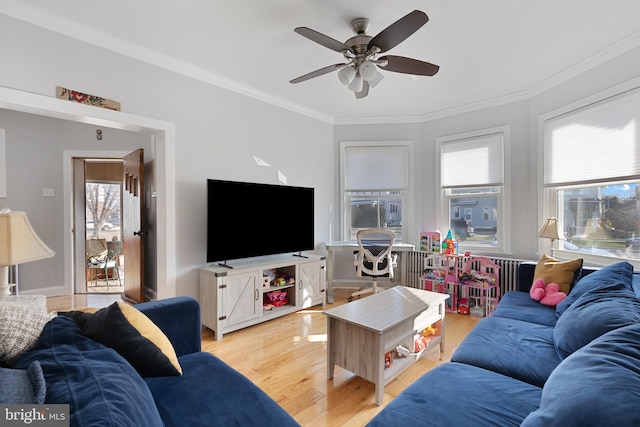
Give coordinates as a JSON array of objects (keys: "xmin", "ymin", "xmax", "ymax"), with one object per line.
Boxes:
[{"xmin": 47, "ymin": 288, "xmax": 480, "ymax": 425}]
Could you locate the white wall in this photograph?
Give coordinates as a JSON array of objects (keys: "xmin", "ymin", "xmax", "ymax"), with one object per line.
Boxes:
[
  {"xmin": 0, "ymin": 14, "xmax": 334, "ymax": 298},
  {"xmin": 3, "ymin": 12, "xmax": 640, "ymax": 297},
  {"xmin": 0, "ymin": 110, "xmax": 151, "ymax": 292},
  {"xmin": 334, "ymin": 46, "xmax": 640, "ymax": 263}
]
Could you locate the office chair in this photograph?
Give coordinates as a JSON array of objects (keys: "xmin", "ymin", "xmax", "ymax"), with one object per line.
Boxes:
[{"xmin": 349, "ymin": 229, "xmax": 398, "ymax": 302}]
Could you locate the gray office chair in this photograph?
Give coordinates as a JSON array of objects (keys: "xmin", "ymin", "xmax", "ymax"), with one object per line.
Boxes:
[{"xmin": 349, "ymin": 229, "xmax": 398, "ymax": 302}]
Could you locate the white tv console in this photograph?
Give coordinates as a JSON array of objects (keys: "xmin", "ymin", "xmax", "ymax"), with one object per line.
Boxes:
[{"xmin": 199, "ymin": 253, "xmax": 326, "ymax": 340}]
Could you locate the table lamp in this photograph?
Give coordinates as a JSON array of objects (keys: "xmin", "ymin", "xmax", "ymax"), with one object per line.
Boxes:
[
  {"xmin": 0, "ymin": 210, "xmax": 55, "ymax": 296},
  {"xmin": 538, "ymin": 217, "xmax": 563, "ymax": 257}
]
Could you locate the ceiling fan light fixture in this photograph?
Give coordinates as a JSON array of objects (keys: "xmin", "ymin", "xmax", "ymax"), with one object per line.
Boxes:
[
  {"xmin": 367, "ymin": 70, "xmax": 384, "ymax": 88},
  {"xmin": 337, "ymin": 66, "xmax": 356, "ymax": 85},
  {"xmin": 347, "ymin": 75, "xmax": 363, "ymax": 92},
  {"xmin": 359, "ymin": 61, "xmax": 378, "ymax": 81}
]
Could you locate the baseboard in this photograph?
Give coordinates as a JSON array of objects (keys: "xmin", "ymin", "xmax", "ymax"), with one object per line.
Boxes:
[{"xmin": 16, "ymin": 285, "xmax": 69, "ymax": 297}]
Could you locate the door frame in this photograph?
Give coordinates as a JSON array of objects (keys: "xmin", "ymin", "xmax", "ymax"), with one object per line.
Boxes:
[
  {"xmin": 0, "ymin": 86, "xmax": 176, "ymax": 300},
  {"xmin": 69, "ymin": 154, "xmax": 129, "ymax": 295}
]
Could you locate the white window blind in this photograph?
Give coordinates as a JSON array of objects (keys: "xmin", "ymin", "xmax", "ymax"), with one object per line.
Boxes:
[
  {"xmin": 441, "ymin": 134, "xmax": 504, "ymax": 188},
  {"xmin": 344, "ymin": 146, "xmax": 409, "ymax": 191},
  {"xmin": 544, "ymin": 88, "xmax": 640, "ymax": 186}
]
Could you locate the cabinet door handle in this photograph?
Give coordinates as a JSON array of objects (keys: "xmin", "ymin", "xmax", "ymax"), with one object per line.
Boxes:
[
  {"xmin": 299, "ymin": 280, "xmax": 303, "ymax": 290},
  {"xmin": 255, "ymin": 289, "xmax": 259, "ymax": 301}
]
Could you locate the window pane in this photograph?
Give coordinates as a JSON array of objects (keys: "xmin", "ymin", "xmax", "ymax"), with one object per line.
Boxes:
[
  {"xmin": 448, "ymin": 193, "xmax": 498, "ymax": 247},
  {"xmin": 348, "ymin": 192, "xmax": 403, "ymax": 241},
  {"xmin": 86, "ymin": 182, "xmax": 121, "ymax": 240},
  {"xmin": 558, "ymin": 182, "xmax": 640, "ymax": 259}
]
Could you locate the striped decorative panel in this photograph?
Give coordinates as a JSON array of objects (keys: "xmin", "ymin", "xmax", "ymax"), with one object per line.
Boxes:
[{"xmin": 402, "ymin": 251, "xmax": 525, "ymax": 297}]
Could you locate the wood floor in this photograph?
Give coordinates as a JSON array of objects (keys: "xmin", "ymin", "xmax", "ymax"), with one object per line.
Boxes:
[{"xmin": 46, "ymin": 288, "xmax": 480, "ymax": 427}]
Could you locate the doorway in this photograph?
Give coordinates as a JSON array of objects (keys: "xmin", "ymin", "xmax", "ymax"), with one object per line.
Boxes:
[
  {"xmin": 2, "ymin": 85, "xmax": 175, "ymax": 300},
  {"xmin": 75, "ymin": 159, "xmax": 125, "ymax": 294}
]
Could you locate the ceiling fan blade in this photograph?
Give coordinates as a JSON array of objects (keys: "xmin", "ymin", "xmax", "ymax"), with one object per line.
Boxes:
[
  {"xmin": 379, "ymin": 55, "xmax": 439, "ymax": 76},
  {"xmin": 294, "ymin": 27, "xmax": 354, "ymax": 53},
  {"xmin": 355, "ymin": 81, "xmax": 369, "ymax": 99},
  {"xmin": 368, "ymin": 10, "xmax": 429, "ymax": 53},
  {"xmin": 289, "ymin": 63, "xmax": 345, "ymax": 84}
]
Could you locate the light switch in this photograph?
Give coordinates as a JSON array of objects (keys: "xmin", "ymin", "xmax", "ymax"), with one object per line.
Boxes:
[{"xmin": 43, "ymin": 188, "xmax": 55, "ymax": 197}]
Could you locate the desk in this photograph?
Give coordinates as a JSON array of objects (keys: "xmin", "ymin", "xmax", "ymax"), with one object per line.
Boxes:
[{"xmin": 324, "ymin": 241, "xmax": 415, "ymax": 304}]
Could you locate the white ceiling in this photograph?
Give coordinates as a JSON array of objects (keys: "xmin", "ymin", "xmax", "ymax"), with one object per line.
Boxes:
[{"xmin": 6, "ymin": 0, "xmax": 640, "ymax": 123}]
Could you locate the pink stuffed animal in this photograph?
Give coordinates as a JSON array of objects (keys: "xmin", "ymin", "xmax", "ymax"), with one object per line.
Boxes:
[{"xmin": 530, "ymin": 277, "xmax": 567, "ymax": 306}]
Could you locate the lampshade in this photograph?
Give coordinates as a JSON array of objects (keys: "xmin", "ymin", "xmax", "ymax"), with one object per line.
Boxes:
[
  {"xmin": 0, "ymin": 210, "xmax": 55, "ymax": 295},
  {"xmin": 367, "ymin": 69, "xmax": 384, "ymax": 88},
  {"xmin": 359, "ymin": 61, "xmax": 378, "ymax": 81},
  {"xmin": 537, "ymin": 218, "xmax": 563, "ymax": 240},
  {"xmin": 337, "ymin": 66, "xmax": 356, "ymax": 85},
  {"xmin": 347, "ymin": 75, "xmax": 363, "ymax": 92}
]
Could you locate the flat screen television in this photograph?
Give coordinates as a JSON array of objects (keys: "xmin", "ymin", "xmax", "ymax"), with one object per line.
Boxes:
[{"xmin": 207, "ymin": 179, "xmax": 315, "ymax": 264}]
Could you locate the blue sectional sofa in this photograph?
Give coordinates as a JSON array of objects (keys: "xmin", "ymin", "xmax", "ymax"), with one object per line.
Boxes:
[
  {"xmin": 14, "ymin": 296, "xmax": 299, "ymax": 427},
  {"xmin": 368, "ymin": 261, "xmax": 640, "ymax": 426}
]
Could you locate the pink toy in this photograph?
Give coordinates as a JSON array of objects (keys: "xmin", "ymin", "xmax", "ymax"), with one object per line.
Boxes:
[{"xmin": 530, "ymin": 277, "xmax": 567, "ymax": 306}]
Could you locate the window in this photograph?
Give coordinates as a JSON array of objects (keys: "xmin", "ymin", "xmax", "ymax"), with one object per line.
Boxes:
[
  {"xmin": 437, "ymin": 127, "xmax": 509, "ymax": 250},
  {"xmin": 542, "ymin": 86, "xmax": 640, "ymax": 261},
  {"xmin": 341, "ymin": 142, "xmax": 412, "ymax": 241}
]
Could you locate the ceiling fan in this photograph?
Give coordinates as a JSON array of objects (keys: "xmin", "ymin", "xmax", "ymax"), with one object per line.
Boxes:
[{"xmin": 289, "ymin": 10, "xmax": 439, "ymax": 99}]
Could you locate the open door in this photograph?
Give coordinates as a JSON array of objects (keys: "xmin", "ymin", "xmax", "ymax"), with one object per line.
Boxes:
[{"xmin": 123, "ymin": 149, "xmax": 145, "ymax": 303}]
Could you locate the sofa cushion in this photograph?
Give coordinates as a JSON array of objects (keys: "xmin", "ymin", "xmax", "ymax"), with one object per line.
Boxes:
[
  {"xmin": 145, "ymin": 351, "xmax": 300, "ymax": 427},
  {"xmin": 0, "ymin": 295, "xmax": 53, "ymax": 365},
  {"xmin": 492, "ymin": 291, "xmax": 558, "ymax": 327},
  {"xmin": 366, "ymin": 362, "xmax": 542, "ymax": 427},
  {"xmin": 14, "ymin": 316, "xmax": 164, "ymax": 427},
  {"xmin": 556, "ymin": 261, "xmax": 633, "ymax": 317},
  {"xmin": 553, "ymin": 286, "xmax": 640, "ymax": 359},
  {"xmin": 522, "ymin": 323, "xmax": 640, "ymax": 426},
  {"xmin": 533, "ymin": 255, "xmax": 582, "ymax": 295},
  {"xmin": 451, "ymin": 316, "xmax": 561, "ymax": 387},
  {"xmin": 62, "ymin": 301, "xmax": 182, "ymax": 377},
  {"xmin": 0, "ymin": 361, "xmax": 46, "ymax": 404}
]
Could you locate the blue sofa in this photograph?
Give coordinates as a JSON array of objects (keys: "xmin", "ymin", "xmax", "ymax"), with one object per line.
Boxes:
[
  {"xmin": 14, "ymin": 296, "xmax": 299, "ymax": 427},
  {"xmin": 368, "ymin": 261, "xmax": 640, "ymax": 426}
]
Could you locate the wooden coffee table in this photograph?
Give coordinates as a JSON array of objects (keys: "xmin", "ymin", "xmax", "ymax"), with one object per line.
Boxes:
[{"xmin": 323, "ymin": 286, "xmax": 448, "ymax": 405}]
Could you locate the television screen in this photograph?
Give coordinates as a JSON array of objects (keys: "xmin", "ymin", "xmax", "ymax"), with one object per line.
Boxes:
[{"xmin": 206, "ymin": 179, "xmax": 315, "ymax": 263}]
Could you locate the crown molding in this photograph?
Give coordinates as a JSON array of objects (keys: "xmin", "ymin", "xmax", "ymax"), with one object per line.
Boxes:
[
  {"xmin": 4, "ymin": 1, "xmax": 640, "ymax": 127},
  {"xmin": 528, "ymin": 29, "xmax": 640, "ymax": 98},
  {"xmin": 0, "ymin": 2, "xmax": 335, "ymax": 125}
]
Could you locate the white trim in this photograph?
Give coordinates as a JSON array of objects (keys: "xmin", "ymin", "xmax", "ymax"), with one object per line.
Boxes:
[
  {"xmin": 537, "ymin": 76, "xmax": 640, "ymax": 268},
  {"xmin": 529, "ymin": 30, "xmax": 640, "ymax": 98},
  {"xmin": 0, "ymin": 2, "xmax": 334, "ymax": 125},
  {"xmin": 435, "ymin": 125, "xmax": 511, "ymax": 255},
  {"xmin": 63, "ymin": 150, "xmax": 130, "ymax": 294},
  {"xmin": 0, "ymin": 128, "xmax": 5, "ymax": 198},
  {"xmin": 339, "ymin": 140, "xmax": 414, "ymax": 242},
  {"xmin": 5, "ymin": 1, "xmax": 640, "ymax": 126},
  {"xmin": 0, "ymin": 86, "xmax": 176, "ymax": 299}
]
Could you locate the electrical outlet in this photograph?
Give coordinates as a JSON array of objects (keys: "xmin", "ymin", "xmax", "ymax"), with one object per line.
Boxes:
[{"xmin": 43, "ymin": 188, "xmax": 55, "ymax": 197}]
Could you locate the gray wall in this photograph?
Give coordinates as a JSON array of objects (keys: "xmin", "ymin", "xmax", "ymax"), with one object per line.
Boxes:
[
  {"xmin": 0, "ymin": 14, "xmax": 334, "ymax": 299},
  {"xmin": 334, "ymin": 45, "xmax": 640, "ymax": 262},
  {"xmin": 2, "ymin": 12, "xmax": 640, "ymax": 297},
  {"xmin": 0, "ymin": 110, "xmax": 152, "ymax": 292}
]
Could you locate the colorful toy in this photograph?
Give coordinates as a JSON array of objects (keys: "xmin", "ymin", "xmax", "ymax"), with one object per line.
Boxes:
[
  {"xmin": 442, "ymin": 230, "xmax": 457, "ymax": 255},
  {"xmin": 265, "ymin": 290, "xmax": 289, "ymax": 307},
  {"xmin": 529, "ymin": 277, "xmax": 567, "ymax": 306}
]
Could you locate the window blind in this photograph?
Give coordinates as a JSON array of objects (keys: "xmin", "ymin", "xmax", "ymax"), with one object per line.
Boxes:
[
  {"xmin": 441, "ymin": 134, "xmax": 504, "ymax": 188},
  {"xmin": 543, "ymin": 88, "xmax": 640, "ymax": 186},
  {"xmin": 344, "ymin": 146, "xmax": 409, "ymax": 191}
]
